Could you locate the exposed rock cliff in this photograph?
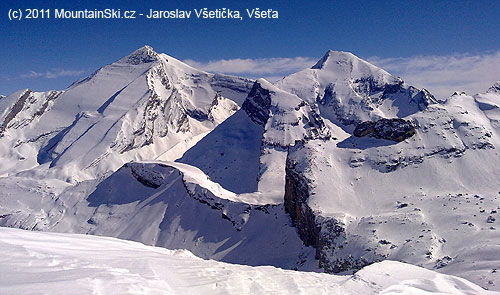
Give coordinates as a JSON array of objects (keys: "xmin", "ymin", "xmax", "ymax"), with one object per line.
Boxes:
[
  {"xmin": 353, "ymin": 118, "xmax": 416, "ymax": 142},
  {"xmin": 284, "ymin": 150, "xmax": 375, "ymax": 273}
]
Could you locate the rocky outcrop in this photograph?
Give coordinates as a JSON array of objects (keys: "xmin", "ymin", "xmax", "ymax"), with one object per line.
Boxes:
[
  {"xmin": 127, "ymin": 162, "xmax": 168, "ymax": 188},
  {"xmin": 353, "ymin": 118, "xmax": 416, "ymax": 142},
  {"xmin": 242, "ymin": 81, "xmax": 272, "ymax": 126},
  {"xmin": 353, "ymin": 76, "xmax": 401, "ymax": 101},
  {"xmin": 0, "ymin": 90, "xmax": 63, "ymax": 137},
  {"xmin": 409, "ymin": 87, "xmax": 438, "ymax": 110},
  {"xmin": 487, "ymin": 81, "xmax": 500, "ymax": 94}
]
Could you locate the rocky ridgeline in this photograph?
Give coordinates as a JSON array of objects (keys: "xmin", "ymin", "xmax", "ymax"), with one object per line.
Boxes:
[{"xmin": 353, "ymin": 118, "xmax": 416, "ymax": 142}]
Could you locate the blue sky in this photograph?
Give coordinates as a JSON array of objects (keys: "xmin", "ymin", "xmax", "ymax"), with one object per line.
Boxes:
[{"xmin": 1, "ymin": 0, "xmax": 500, "ymax": 97}]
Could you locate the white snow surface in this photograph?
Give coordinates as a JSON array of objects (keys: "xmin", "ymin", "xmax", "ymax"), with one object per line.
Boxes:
[{"xmin": 0, "ymin": 227, "xmax": 496, "ymax": 295}]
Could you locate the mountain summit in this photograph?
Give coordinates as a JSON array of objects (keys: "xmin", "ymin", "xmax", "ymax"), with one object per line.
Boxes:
[
  {"xmin": 276, "ymin": 50, "xmax": 437, "ymax": 124},
  {"xmin": 120, "ymin": 45, "xmax": 159, "ymax": 64},
  {"xmin": 311, "ymin": 50, "xmax": 394, "ymax": 81}
]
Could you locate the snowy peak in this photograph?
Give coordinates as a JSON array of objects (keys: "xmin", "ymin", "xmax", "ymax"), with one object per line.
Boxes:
[
  {"xmin": 311, "ymin": 50, "xmax": 356, "ymax": 69},
  {"xmin": 312, "ymin": 50, "xmax": 362, "ymax": 69},
  {"xmin": 487, "ymin": 81, "xmax": 500, "ymax": 94},
  {"xmin": 119, "ymin": 45, "xmax": 159, "ymax": 65},
  {"xmin": 276, "ymin": 50, "xmax": 438, "ymax": 124},
  {"xmin": 311, "ymin": 50, "xmax": 398, "ymax": 85}
]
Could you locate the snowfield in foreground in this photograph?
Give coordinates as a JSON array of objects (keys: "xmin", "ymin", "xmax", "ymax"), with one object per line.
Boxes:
[{"xmin": 0, "ymin": 227, "xmax": 496, "ymax": 295}]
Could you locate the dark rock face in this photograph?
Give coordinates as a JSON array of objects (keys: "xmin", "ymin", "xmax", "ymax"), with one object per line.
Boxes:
[
  {"xmin": 304, "ymin": 109, "xmax": 332, "ymax": 142},
  {"xmin": 409, "ymin": 88, "xmax": 437, "ymax": 110},
  {"xmin": 242, "ymin": 81, "xmax": 272, "ymax": 126},
  {"xmin": 284, "ymin": 155, "xmax": 319, "ymax": 247},
  {"xmin": 353, "ymin": 118, "xmax": 416, "ymax": 142},
  {"xmin": 284, "ymin": 152, "xmax": 373, "ymax": 273},
  {"xmin": 315, "ymin": 216, "xmax": 371, "ymax": 273},
  {"xmin": 487, "ymin": 82, "xmax": 500, "ymax": 94},
  {"xmin": 353, "ymin": 76, "xmax": 401, "ymax": 101},
  {"xmin": 127, "ymin": 162, "xmax": 167, "ymax": 189},
  {"xmin": 185, "ymin": 108, "xmax": 209, "ymax": 121}
]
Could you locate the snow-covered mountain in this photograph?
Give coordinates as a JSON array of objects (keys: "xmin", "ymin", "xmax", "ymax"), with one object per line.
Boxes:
[
  {"xmin": 1, "ymin": 48, "xmax": 499, "ymax": 292},
  {"xmin": 179, "ymin": 79, "xmax": 331, "ymax": 199},
  {"xmin": 181, "ymin": 54, "xmax": 500, "ymax": 290},
  {"xmin": 0, "ymin": 46, "xmax": 252, "ymax": 181}
]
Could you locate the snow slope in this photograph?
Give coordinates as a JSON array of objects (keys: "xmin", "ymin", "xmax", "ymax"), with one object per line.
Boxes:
[
  {"xmin": 0, "ymin": 227, "xmax": 495, "ymax": 295},
  {"xmin": 0, "ymin": 161, "xmax": 317, "ymax": 270}
]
